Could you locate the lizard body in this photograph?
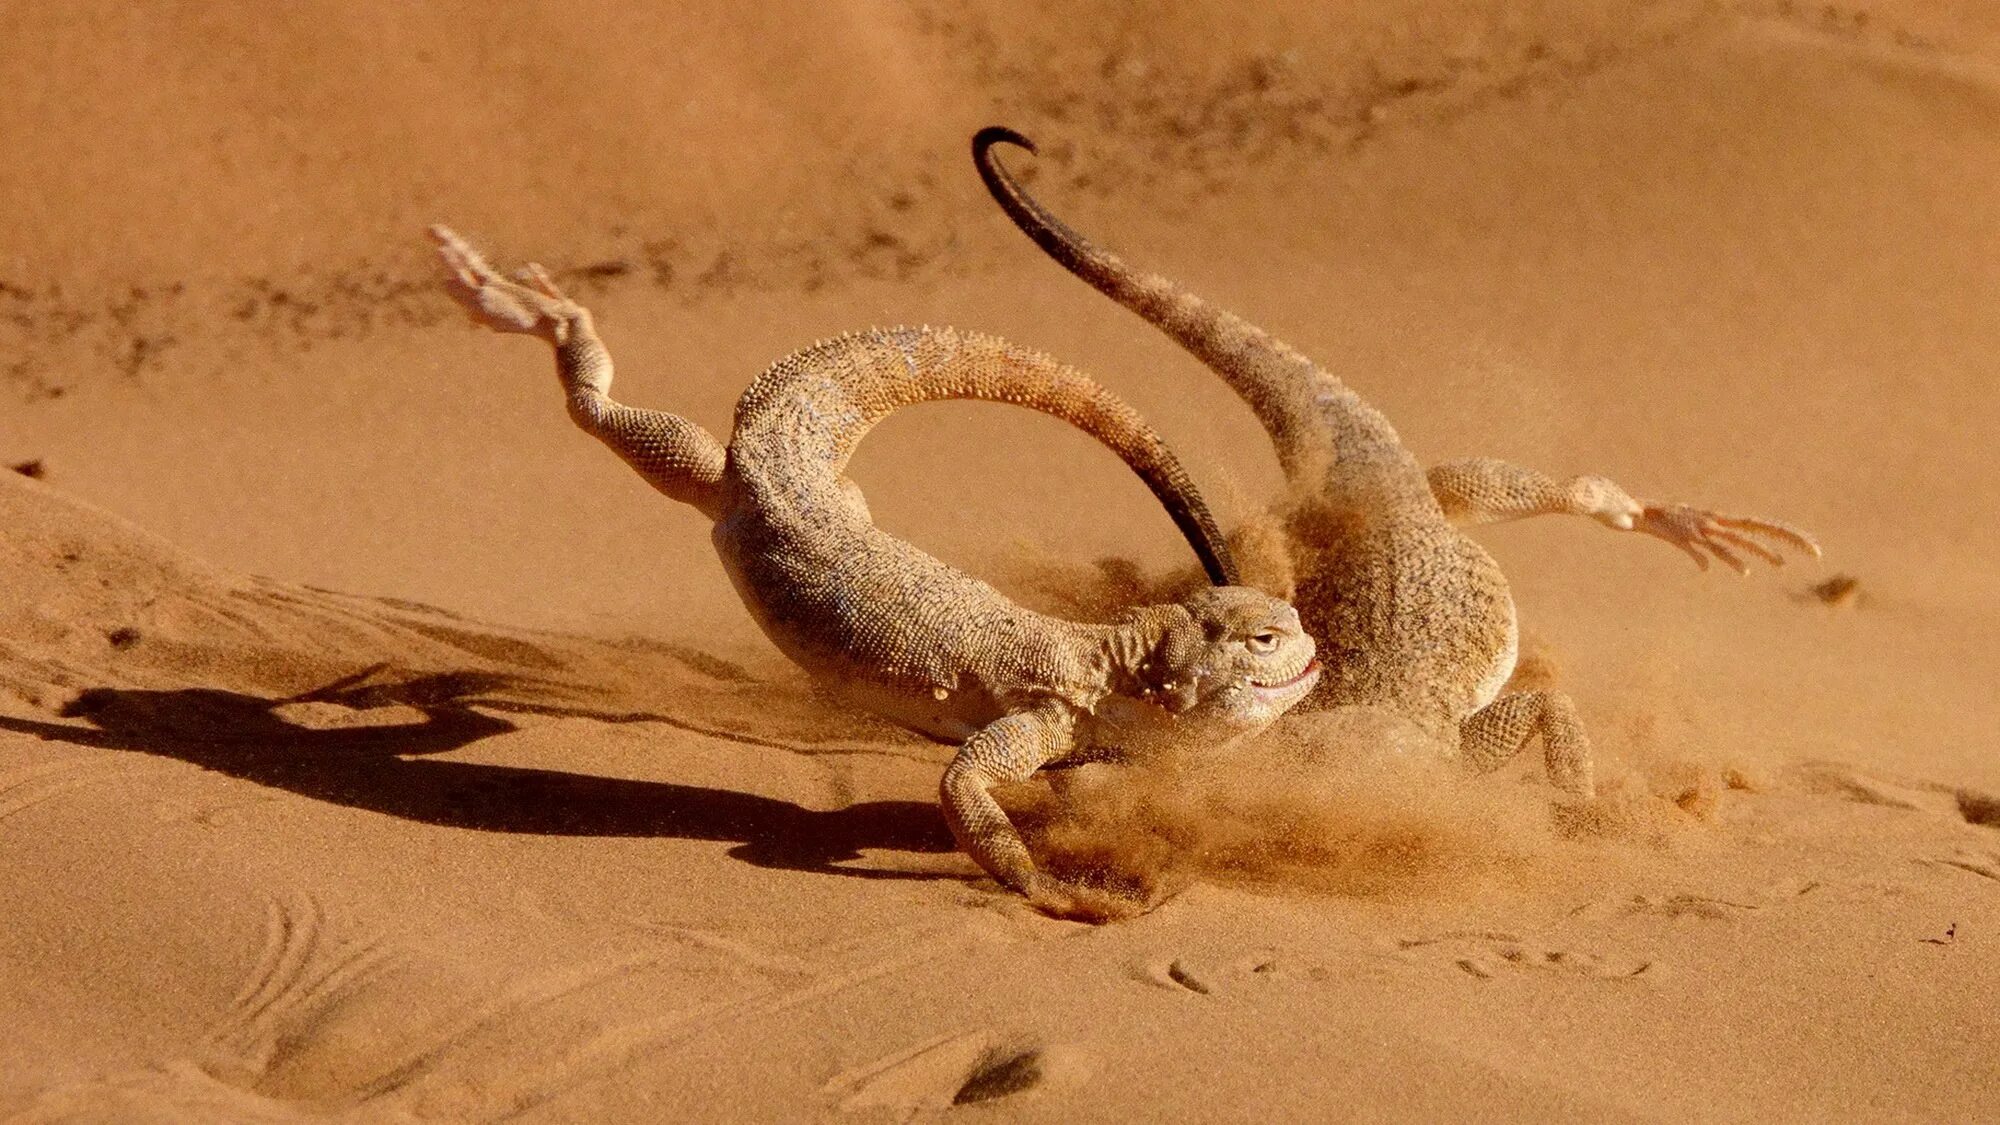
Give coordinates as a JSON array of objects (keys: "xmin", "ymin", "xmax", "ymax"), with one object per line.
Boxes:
[
  {"xmin": 430, "ymin": 226, "xmax": 1319, "ymax": 917},
  {"xmin": 974, "ymin": 127, "xmax": 1818, "ymax": 797}
]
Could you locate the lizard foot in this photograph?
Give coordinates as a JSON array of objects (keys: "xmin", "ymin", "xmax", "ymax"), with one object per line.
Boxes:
[
  {"xmin": 428, "ymin": 225, "xmax": 583, "ymax": 341},
  {"xmin": 1632, "ymin": 503, "xmax": 1821, "ymax": 574}
]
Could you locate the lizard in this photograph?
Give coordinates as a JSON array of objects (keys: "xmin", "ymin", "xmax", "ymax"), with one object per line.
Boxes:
[
  {"xmin": 973, "ymin": 126, "xmax": 1820, "ymax": 799},
  {"xmin": 428, "ymin": 225, "xmax": 1321, "ymax": 918}
]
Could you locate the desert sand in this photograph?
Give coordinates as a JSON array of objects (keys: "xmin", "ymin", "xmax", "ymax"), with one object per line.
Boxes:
[{"xmin": 3, "ymin": 1, "xmax": 1997, "ymax": 1120}]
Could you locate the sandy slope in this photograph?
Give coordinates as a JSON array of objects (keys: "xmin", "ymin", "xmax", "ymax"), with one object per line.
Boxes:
[{"xmin": 3, "ymin": 1, "xmax": 1998, "ymax": 1119}]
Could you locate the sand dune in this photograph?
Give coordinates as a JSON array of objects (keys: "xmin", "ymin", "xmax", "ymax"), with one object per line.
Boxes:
[{"xmin": 4, "ymin": 1, "xmax": 1998, "ymax": 1119}]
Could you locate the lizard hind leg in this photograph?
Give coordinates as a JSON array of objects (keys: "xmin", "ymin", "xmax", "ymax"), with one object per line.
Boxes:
[
  {"xmin": 1457, "ymin": 690, "xmax": 1594, "ymax": 799},
  {"xmin": 429, "ymin": 225, "xmax": 729, "ymax": 517}
]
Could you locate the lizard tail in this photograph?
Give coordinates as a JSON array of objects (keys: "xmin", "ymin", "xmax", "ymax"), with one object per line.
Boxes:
[
  {"xmin": 739, "ymin": 326, "xmax": 1240, "ymax": 586},
  {"xmin": 973, "ymin": 126, "xmax": 1430, "ymax": 511}
]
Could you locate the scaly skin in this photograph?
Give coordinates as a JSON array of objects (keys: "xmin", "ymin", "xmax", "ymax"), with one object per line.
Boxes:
[
  {"xmin": 430, "ymin": 226, "xmax": 1320, "ymax": 919},
  {"xmin": 974, "ymin": 127, "xmax": 1820, "ymax": 798}
]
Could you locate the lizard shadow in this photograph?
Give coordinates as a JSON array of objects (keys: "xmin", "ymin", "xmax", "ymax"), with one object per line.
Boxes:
[{"xmin": 0, "ymin": 671, "xmax": 958, "ymax": 880}]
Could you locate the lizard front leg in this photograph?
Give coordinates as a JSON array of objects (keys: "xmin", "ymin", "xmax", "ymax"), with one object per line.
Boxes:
[
  {"xmin": 940, "ymin": 702, "xmax": 1138, "ymax": 921},
  {"xmin": 431, "ymin": 226, "xmax": 729, "ymax": 518},
  {"xmin": 1458, "ymin": 689, "xmax": 1593, "ymax": 799},
  {"xmin": 1427, "ymin": 458, "xmax": 1819, "ymax": 573}
]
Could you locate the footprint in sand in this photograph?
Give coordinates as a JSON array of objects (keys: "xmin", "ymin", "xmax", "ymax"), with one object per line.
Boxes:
[
  {"xmin": 1791, "ymin": 764, "xmax": 2000, "ymax": 893},
  {"xmin": 203, "ymin": 893, "xmax": 763, "ymax": 1118},
  {"xmin": 1955, "ymin": 792, "xmax": 2000, "ymax": 830},
  {"xmin": 1396, "ymin": 931, "xmax": 1652, "ymax": 982},
  {"xmin": 202, "ymin": 892, "xmax": 400, "ymax": 1078},
  {"xmin": 0, "ymin": 756, "xmax": 171, "ymax": 826},
  {"xmin": 1593, "ymin": 893, "xmax": 1763, "ymax": 922},
  {"xmin": 1131, "ymin": 950, "xmax": 1342, "ymax": 998},
  {"xmin": 1794, "ymin": 762, "xmax": 2000, "ymax": 830},
  {"xmin": 825, "ymin": 1029, "xmax": 1089, "ymax": 1112},
  {"xmin": 1924, "ymin": 849, "xmax": 2000, "ymax": 884}
]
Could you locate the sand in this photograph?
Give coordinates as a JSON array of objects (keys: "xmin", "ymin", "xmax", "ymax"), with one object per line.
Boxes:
[{"xmin": 3, "ymin": 1, "xmax": 1997, "ymax": 1119}]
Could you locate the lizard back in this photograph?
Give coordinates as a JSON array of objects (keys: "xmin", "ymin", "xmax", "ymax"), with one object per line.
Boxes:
[{"xmin": 716, "ymin": 326, "xmax": 1229, "ymax": 730}]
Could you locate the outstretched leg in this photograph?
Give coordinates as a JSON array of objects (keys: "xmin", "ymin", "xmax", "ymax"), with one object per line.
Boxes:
[
  {"xmin": 431, "ymin": 226, "xmax": 730, "ymax": 519},
  {"xmin": 941, "ymin": 703, "xmax": 1137, "ymax": 921},
  {"xmin": 1458, "ymin": 689, "xmax": 1594, "ymax": 798},
  {"xmin": 1427, "ymin": 458, "xmax": 1819, "ymax": 574}
]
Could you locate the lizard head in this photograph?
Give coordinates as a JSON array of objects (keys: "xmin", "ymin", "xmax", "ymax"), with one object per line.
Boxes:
[{"xmin": 1122, "ymin": 587, "xmax": 1319, "ymax": 734}]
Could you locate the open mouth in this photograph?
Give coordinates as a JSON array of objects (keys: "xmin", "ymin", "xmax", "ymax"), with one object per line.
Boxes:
[{"xmin": 1251, "ymin": 659, "xmax": 1320, "ymax": 692}]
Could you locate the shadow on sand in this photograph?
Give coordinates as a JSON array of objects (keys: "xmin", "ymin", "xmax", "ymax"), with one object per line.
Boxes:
[{"xmin": 0, "ymin": 669, "xmax": 957, "ymax": 880}]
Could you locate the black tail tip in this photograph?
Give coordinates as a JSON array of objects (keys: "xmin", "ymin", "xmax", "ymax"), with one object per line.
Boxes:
[{"xmin": 973, "ymin": 125, "xmax": 1037, "ymax": 161}]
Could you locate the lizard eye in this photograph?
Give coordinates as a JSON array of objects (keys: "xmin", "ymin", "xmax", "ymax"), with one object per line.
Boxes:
[{"xmin": 1246, "ymin": 631, "xmax": 1279, "ymax": 654}]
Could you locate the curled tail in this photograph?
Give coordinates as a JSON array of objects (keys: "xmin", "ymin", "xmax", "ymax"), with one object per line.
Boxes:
[
  {"xmin": 974, "ymin": 126, "xmax": 1432, "ymax": 513},
  {"xmin": 733, "ymin": 325, "xmax": 1239, "ymax": 586}
]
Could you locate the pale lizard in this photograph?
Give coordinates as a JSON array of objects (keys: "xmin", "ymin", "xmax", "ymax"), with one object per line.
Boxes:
[
  {"xmin": 974, "ymin": 127, "xmax": 1819, "ymax": 798},
  {"xmin": 429, "ymin": 226, "xmax": 1320, "ymax": 917}
]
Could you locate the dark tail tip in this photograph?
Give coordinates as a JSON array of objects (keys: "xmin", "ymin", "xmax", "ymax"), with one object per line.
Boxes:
[{"xmin": 973, "ymin": 125, "xmax": 1037, "ymax": 163}]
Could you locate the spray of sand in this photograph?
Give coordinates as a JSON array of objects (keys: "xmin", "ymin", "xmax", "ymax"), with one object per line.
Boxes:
[
  {"xmin": 1007, "ymin": 711, "xmax": 1737, "ymax": 913},
  {"xmin": 990, "ymin": 535, "xmax": 1740, "ymax": 908},
  {"xmin": 1009, "ymin": 736, "xmax": 1551, "ymax": 906}
]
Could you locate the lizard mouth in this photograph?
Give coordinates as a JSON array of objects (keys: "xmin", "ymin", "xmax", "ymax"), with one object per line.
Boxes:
[{"xmin": 1250, "ymin": 659, "xmax": 1320, "ymax": 693}]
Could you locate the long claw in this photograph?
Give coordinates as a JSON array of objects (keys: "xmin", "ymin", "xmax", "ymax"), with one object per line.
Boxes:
[
  {"xmin": 1717, "ymin": 516, "xmax": 1822, "ymax": 558},
  {"xmin": 523, "ymin": 262, "xmax": 568, "ymax": 301},
  {"xmin": 426, "ymin": 225, "xmax": 577, "ymax": 337},
  {"xmin": 1704, "ymin": 537, "xmax": 1750, "ymax": 574},
  {"xmin": 428, "ymin": 225, "xmax": 490, "ymax": 287},
  {"xmin": 1708, "ymin": 527, "xmax": 1785, "ymax": 567},
  {"xmin": 426, "ymin": 223, "xmax": 467, "ymax": 256},
  {"xmin": 1672, "ymin": 536, "xmax": 1710, "ymax": 571}
]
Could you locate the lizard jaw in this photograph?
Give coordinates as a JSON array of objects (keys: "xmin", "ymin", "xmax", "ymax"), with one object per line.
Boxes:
[{"xmin": 1250, "ymin": 659, "xmax": 1321, "ymax": 695}]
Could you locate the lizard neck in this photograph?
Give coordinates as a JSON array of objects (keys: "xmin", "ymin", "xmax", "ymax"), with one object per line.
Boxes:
[{"xmin": 1097, "ymin": 606, "xmax": 1192, "ymax": 707}]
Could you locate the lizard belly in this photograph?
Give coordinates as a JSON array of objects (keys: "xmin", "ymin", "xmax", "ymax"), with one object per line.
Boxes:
[
  {"xmin": 1295, "ymin": 521, "xmax": 1517, "ymax": 730},
  {"xmin": 1467, "ymin": 593, "xmax": 1518, "ymax": 712},
  {"xmin": 821, "ymin": 671, "xmax": 1007, "ymax": 743}
]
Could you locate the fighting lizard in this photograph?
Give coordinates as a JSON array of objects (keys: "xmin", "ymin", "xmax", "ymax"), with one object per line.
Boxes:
[
  {"xmin": 430, "ymin": 226, "xmax": 1320, "ymax": 917},
  {"xmin": 974, "ymin": 127, "xmax": 1819, "ymax": 798}
]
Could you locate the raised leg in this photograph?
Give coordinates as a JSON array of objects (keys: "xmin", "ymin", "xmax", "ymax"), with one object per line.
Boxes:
[
  {"xmin": 430, "ymin": 226, "xmax": 729, "ymax": 518},
  {"xmin": 940, "ymin": 703, "xmax": 1136, "ymax": 921},
  {"xmin": 1427, "ymin": 458, "xmax": 1819, "ymax": 573},
  {"xmin": 1458, "ymin": 689, "xmax": 1594, "ymax": 798}
]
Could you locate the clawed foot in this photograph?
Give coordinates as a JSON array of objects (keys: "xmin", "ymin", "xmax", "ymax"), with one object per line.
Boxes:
[
  {"xmin": 1633, "ymin": 503, "xmax": 1821, "ymax": 574},
  {"xmin": 428, "ymin": 224, "xmax": 584, "ymax": 341}
]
